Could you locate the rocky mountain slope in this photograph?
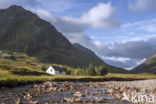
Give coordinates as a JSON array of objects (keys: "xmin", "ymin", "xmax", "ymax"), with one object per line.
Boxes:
[
  {"xmin": 131, "ymin": 53, "xmax": 156, "ymax": 74},
  {"xmin": 73, "ymin": 43, "xmax": 104, "ymax": 63},
  {"xmin": 0, "ymin": 5, "xmax": 105, "ymax": 67},
  {"xmin": 0, "ymin": 5, "xmax": 129, "ymax": 73},
  {"xmin": 0, "ymin": 5, "xmax": 106, "ymax": 66}
]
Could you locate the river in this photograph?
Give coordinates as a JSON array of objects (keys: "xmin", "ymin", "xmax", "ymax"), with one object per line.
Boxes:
[{"xmin": 0, "ymin": 82, "xmax": 127, "ymax": 104}]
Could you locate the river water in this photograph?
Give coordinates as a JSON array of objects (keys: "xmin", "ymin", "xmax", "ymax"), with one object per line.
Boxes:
[{"xmin": 0, "ymin": 82, "xmax": 126, "ymax": 104}]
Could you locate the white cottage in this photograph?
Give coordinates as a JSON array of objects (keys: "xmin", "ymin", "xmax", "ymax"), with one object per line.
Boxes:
[{"xmin": 46, "ymin": 65, "xmax": 66, "ymax": 75}]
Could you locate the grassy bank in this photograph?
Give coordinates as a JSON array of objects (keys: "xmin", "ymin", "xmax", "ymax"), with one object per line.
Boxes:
[
  {"xmin": 0, "ymin": 50, "xmax": 156, "ymax": 87},
  {"xmin": 1, "ymin": 71, "xmax": 156, "ymax": 87}
]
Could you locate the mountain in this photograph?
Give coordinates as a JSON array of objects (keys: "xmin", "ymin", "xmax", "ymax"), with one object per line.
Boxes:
[
  {"xmin": 73, "ymin": 43, "xmax": 129, "ymax": 73},
  {"xmin": 0, "ymin": 5, "xmax": 103, "ymax": 67},
  {"xmin": 131, "ymin": 53, "xmax": 156, "ymax": 74},
  {"xmin": 0, "ymin": 5, "xmax": 129, "ymax": 73},
  {"xmin": 73, "ymin": 43, "xmax": 104, "ymax": 63}
]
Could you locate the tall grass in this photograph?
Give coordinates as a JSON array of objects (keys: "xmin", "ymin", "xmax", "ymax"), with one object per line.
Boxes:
[{"xmin": 0, "ymin": 50, "xmax": 156, "ymax": 87}]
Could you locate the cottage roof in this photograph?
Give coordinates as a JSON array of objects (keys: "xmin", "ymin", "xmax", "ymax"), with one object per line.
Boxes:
[{"xmin": 52, "ymin": 66, "xmax": 65, "ymax": 72}]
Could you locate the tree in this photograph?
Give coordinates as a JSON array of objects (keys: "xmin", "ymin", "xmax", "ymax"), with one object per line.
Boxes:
[
  {"xmin": 65, "ymin": 67, "xmax": 72, "ymax": 75},
  {"xmin": 74, "ymin": 69, "xmax": 84, "ymax": 75},
  {"xmin": 40, "ymin": 65, "xmax": 47, "ymax": 71},
  {"xmin": 98, "ymin": 65, "xmax": 108, "ymax": 76},
  {"xmin": 95, "ymin": 66, "xmax": 100, "ymax": 76},
  {"xmin": 87, "ymin": 63, "xmax": 96, "ymax": 76}
]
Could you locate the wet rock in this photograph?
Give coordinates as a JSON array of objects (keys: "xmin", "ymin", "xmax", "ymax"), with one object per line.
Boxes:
[
  {"xmin": 2, "ymin": 97, "xmax": 10, "ymax": 101},
  {"xmin": 33, "ymin": 84, "xmax": 38, "ymax": 88},
  {"xmin": 108, "ymin": 88, "xmax": 114, "ymax": 94},
  {"xmin": 63, "ymin": 98, "xmax": 74, "ymax": 102},
  {"xmin": 29, "ymin": 100, "xmax": 38, "ymax": 104},
  {"xmin": 53, "ymin": 87, "xmax": 58, "ymax": 91},
  {"xmin": 74, "ymin": 98, "xmax": 83, "ymax": 103},
  {"xmin": 85, "ymin": 90, "xmax": 89, "ymax": 94},
  {"xmin": 95, "ymin": 98, "xmax": 107, "ymax": 103},
  {"xmin": 14, "ymin": 98, "xmax": 20, "ymax": 104},
  {"xmin": 44, "ymin": 102, "xmax": 49, "ymax": 104},
  {"xmin": 74, "ymin": 91, "xmax": 83, "ymax": 97}
]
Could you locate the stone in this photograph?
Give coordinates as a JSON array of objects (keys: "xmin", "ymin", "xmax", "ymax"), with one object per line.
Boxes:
[
  {"xmin": 74, "ymin": 91, "xmax": 83, "ymax": 97},
  {"xmin": 14, "ymin": 98, "xmax": 20, "ymax": 104},
  {"xmin": 74, "ymin": 98, "xmax": 83, "ymax": 103},
  {"xmin": 63, "ymin": 98, "xmax": 74, "ymax": 102}
]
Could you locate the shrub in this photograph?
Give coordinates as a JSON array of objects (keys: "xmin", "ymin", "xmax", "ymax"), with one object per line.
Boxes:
[
  {"xmin": 98, "ymin": 65, "xmax": 108, "ymax": 76},
  {"xmin": 65, "ymin": 67, "xmax": 72, "ymax": 75},
  {"xmin": 4, "ymin": 56, "xmax": 16, "ymax": 60},
  {"xmin": 73, "ymin": 68, "xmax": 87, "ymax": 76},
  {"xmin": 86, "ymin": 63, "xmax": 96, "ymax": 76},
  {"xmin": 0, "ymin": 65, "xmax": 11, "ymax": 70},
  {"xmin": 11, "ymin": 68, "xmax": 47, "ymax": 76},
  {"xmin": 63, "ymin": 63, "xmax": 108, "ymax": 76},
  {"xmin": 7, "ymin": 51, "xmax": 14, "ymax": 55},
  {"xmin": 26, "ymin": 61, "xmax": 36, "ymax": 66},
  {"xmin": 40, "ymin": 65, "xmax": 47, "ymax": 71},
  {"xmin": 95, "ymin": 66, "xmax": 100, "ymax": 76}
]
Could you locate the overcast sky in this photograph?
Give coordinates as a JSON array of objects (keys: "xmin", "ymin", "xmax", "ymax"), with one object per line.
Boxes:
[{"xmin": 0, "ymin": 0, "xmax": 156, "ymax": 70}]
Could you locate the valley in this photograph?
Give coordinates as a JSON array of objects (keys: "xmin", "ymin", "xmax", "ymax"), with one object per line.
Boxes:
[{"xmin": 0, "ymin": 4, "xmax": 156, "ymax": 104}]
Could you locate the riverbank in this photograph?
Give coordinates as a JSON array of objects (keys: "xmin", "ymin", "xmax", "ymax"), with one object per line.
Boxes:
[
  {"xmin": 1, "ymin": 51, "xmax": 156, "ymax": 88},
  {"xmin": 1, "ymin": 80, "xmax": 156, "ymax": 104},
  {"xmin": 104, "ymin": 79, "xmax": 156, "ymax": 103},
  {"xmin": 1, "ymin": 73, "xmax": 156, "ymax": 88}
]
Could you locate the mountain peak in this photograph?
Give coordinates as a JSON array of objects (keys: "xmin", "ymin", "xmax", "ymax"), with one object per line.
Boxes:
[
  {"xmin": 0, "ymin": 5, "xmax": 104, "ymax": 67},
  {"xmin": 8, "ymin": 5, "xmax": 24, "ymax": 10},
  {"xmin": 3, "ymin": 5, "xmax": 38, "ymax": 19}
]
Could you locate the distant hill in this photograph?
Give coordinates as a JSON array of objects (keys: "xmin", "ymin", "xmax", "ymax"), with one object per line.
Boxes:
[
  {"xmin": 73, "ymin": 43, "xmax": 129, "ymax": 73},
  {"xmin": 73, "ymin": 43, "xmax": 104, "ymax": 63},
  {"xmin": 131, "ymin": 53, "xmax": 156, "ymax": 74},
  {"xmin": 0, "ymin": 5, "xmax": 103, "ymax": 67}
]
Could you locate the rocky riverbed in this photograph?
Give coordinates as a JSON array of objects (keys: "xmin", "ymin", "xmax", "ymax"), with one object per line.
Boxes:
[
  {"xmin": 0, "ymin": 82, "xmax": 125, "ymax": 104},
  {"xmin": 104, "ymin": 79, "xmax": 156, "ymax": 104},
  {"xmin": 0, "ymin": 80, "xmax": 155, "ymax": 104}
]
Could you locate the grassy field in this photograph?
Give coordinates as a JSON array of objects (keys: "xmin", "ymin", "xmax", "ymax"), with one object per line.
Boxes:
[
  {"xmin": 0, "ymin": 50, "xmax": 156, "ymax": 87},
  {"xmin": 1, "ymin": 70, "xmax": 156, "ymax": 87}
]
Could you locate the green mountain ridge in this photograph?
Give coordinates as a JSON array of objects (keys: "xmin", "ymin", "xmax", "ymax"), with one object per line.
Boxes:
[
  {"xmin": 0, "ymin": 5, "xmax": 128, "ymax": 73},
  {"xmin": 73, "ymin": 43, "xmax": 104, "ymax": 63},
  {"xmin": 131, "ymin": 53, "xmax": 156, "ymax": 74},
  {"xmin": 0, "ymin": 5, "xmax": 104, "ymax": 67}
]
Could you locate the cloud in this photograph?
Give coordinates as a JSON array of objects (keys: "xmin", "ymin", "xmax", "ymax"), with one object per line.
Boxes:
[
  {"xmin": 122, "ymin": 19, "xmax": 156, "ymax": 33},
  {"xmin": 92, "ymin": 18, "xmax": 156, "ymax": 69},
  {"xmin": 128, "ymin": 0, "xmax": 156, "ymax": 12},
  {"xmin": 32, "ymin": 8, "xmax": 97, "ymax": 50},
  {"xmin": 98, "ymin": 38, "xmax": 156, "ymax": 59},
  {"xmin": 96, "ymin": 37, "xmax": 156, "ymax": 69},
  {"xmin": 63, "ymin": 2, "xmax": 120, "ymax": 29},
  {"xmin": 95, "ymin": 18, "xmax": 156, "ymax": 59},
  {"xmin": 36, "ymin": 0, "xmax": 76, "ymax": 14},
  {"xmin": 102, "ymin": 57, "xmax": 131, "ymax": 63},
  {"xmin": 0, "ymin": 0, "xmax": 79, "ymax": 16},
  {"xmin": 0, "ymin": 0, "xmax": 38, "ymax": 8},
  {"xmin": 28, "ymin": 9, "xmax": 156, "ymax": 69},
  {"xmin": 102, "ymin": 57, "xmax": 140, "ymax": 70}
]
